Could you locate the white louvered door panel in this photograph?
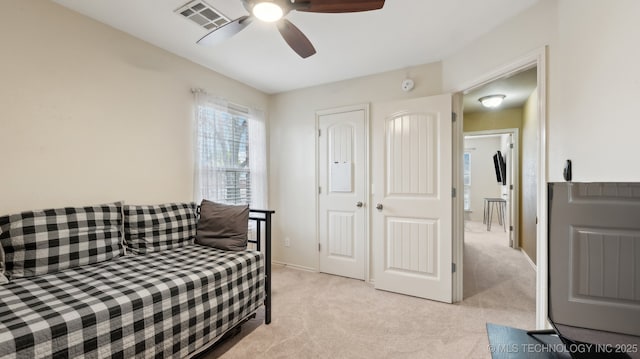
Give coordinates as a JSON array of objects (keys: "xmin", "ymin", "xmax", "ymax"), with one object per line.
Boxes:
[{"xmin": 372, "ymin": 95, "xmax": 452, "ymax": 303}]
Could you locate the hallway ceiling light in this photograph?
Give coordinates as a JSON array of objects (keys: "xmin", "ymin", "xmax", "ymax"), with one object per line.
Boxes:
[{"xmin": 479, "ymin": 94, "xmax": 506, "ymax": 108}]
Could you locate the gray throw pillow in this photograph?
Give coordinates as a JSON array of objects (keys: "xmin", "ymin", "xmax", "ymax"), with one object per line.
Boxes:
[{"xmin": 196, "ymin": 200, "xmax": 249, "ymax": 251}]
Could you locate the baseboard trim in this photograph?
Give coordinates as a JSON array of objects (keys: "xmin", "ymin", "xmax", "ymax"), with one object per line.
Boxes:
[
  {"xmin": 272, "ymin": 260, "xmax": 317, "ymax": 273},
  {"xmin": 520, "ymin": 248, "xmax": 537, "ymax": 270}
]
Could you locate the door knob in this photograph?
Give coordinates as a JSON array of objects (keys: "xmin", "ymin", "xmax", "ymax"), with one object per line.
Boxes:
[
  {"xmin": 356, "ymin": 201, "xmax": 364, "ymax": 208},
  {"xmin": 376, "ymin": 203, "xmax": 383, "ymax": 211}
]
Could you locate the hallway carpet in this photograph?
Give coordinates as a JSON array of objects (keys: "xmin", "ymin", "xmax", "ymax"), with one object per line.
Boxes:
[{"xmin": 204, "ymin": 221, "xmax": 536, "ymax": 358}]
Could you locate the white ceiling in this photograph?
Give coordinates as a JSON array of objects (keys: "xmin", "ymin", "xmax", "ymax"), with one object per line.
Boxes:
[{"xmin": 52, "ymin": 0, "xmax": 539, "ymax": 94}]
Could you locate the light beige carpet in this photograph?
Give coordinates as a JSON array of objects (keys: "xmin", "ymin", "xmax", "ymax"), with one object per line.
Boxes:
[{"xmin": 203, "ymin": 221, "xmax": 535, "ymax": 358}]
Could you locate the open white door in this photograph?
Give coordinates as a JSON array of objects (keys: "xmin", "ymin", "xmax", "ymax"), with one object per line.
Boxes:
[{"xmin": 372, "ymin": 95, "xmax": 452, "ymax": 303}]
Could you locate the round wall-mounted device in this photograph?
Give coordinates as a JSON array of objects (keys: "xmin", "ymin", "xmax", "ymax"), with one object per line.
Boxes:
[{"xmin": 401, "ymin": 79, "xmax": 414, "ymax": 92}]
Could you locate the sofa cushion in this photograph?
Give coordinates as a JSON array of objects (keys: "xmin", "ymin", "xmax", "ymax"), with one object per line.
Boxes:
[
  {"xmin": 196, "ymin": 200, "xmax": 249, "ymax": 251},
  {"xmin": 0, "ymin": 202, "xmax": 123, "ymax": 280},
  {"xmin": 124, "ymin": 202, "xmax": 197, "ymax": 254},
  {"xmin": 0, "ymin": 244, "xmax": 265, "ymax": 358}
]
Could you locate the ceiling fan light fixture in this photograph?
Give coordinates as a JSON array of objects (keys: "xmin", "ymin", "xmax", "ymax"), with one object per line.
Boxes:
[
  {"xmin": 253, "ymin": 1, "xmax": 284, "ymax": 22},
  {"xmin": 479, "ymin": 94, "xmax": 506, "ymax": 108}
]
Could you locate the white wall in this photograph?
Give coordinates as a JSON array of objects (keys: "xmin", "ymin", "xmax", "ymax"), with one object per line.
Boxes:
[
  {"xmin": 443, "ymin": 0, "xmax": 556, "ymax": 93},
  {"xmin": 443, "ymin": 0, "xmax": 640, "ymax": 182},
  {"xmin": 0, "ymin": 0, "xmax": 268, "ymax": 214},
  {"xmin": 464, "ymin": 136, "xmax": 503, "ymax": 222},
  {"xmin": 269, "ymin": 63, "xmax": 443, "ymax": 269},
  {"xmin": 550, "ymin": 0, "xmax": 640, "ymax": 181}
]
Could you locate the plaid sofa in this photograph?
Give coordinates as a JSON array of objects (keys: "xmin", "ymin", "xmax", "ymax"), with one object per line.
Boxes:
[{"xmin": 0, "ymin": 203, "xmax": 265, "ymax": 358}]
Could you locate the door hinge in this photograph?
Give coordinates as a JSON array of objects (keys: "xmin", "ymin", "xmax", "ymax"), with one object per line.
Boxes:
[
  {"xmin": 318, "ymin": 243, "xmax": 321, "ymax": 252},
  {"xmin": 452, "ymin": 188, "xmax": 457, "ymax": 197},
  {"xmin": 510, "ymin": 184, "xmax": 514, "ymax": 190},
  {"xmin": 318, "ymin": 129, "xmax": 321, "ymax": 137},
  {"xmin": 510, "ymin": 143, "xmax": 514, "ymax": 149},
  {"xmin": 452, "ymin": 112, "xmax": 457, "ymax": 122},
  {"xmin": 318, "ymin": 186, "xmax": 322, "ymax": 194},
  {"xmin": 510, "ymin": 226, "xmax": 514, "ymax": 232},
  {"xmin": 452, "ymin": 263, "xmax": 457, "ymax": 273}
]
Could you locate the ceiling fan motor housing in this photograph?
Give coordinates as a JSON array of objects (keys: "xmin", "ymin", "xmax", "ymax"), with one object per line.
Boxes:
[{"xmin": 244, "ymin": 0, "xmax": 296, "ymax": 16}]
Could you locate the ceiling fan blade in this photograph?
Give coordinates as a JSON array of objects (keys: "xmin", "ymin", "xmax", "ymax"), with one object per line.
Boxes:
[
  {"xmin": 295, "ymin": 0, "xmax": 385, "ymax": 13},
  {"xmin": 197, "ymin": 16, "xmax": 253, "ymax": 46},
  {"xmin": 240, "ymin": 0, "xmax": 252, "ymax": 14},
  {"xmin": 276, "ymin": 19, "xmax": 316, "ymax": 58}
]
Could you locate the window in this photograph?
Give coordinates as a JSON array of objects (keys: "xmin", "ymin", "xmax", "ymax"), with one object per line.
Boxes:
[
  {"xmin": 194, "ymin": 92, "xmax": 267, "ymax": 209},
  {"xmin": 197, "ymin": 105, "xmax": 251, "ymax": 204},
  {"xmin": 463, "ymin": 152, "xmax": 471, "ymax": 211}
]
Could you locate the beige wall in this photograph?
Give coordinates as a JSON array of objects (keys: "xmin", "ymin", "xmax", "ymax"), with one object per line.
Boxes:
[
  {"xmin": 0, "ymin": 0, "xmax": 268, "ymax": 214},
  {"xmin": 269, "ymin": 63, "xmax": 443, "ymax": 269},
  {"xmin": 464, "ymin": 108, "xmax": 523, "ymax": 133},
  {"xmin": 522, "ymin": 89, "xmax": 539, "ymax": 263}
]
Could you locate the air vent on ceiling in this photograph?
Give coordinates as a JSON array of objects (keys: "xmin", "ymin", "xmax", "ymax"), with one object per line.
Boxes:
[{"xmin": 175, "ymin": 0, "xmax": 230, "ymax": 31}]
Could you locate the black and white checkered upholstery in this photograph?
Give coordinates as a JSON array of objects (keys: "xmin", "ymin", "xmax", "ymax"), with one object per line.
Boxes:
[
  {"xmin": 0, "ymin": 242, "xmax": 7, "ymax": 284},
  {"xmin": 124, "ymin": 203, "xmax": 197, "ymax": 255},
  {"xmin": 0, "ymin": 203, "xmax": 123, "ymax": 280},
  {"xmin": 0, "ymin": 244, "xmax": 265, "ymax": 358}
]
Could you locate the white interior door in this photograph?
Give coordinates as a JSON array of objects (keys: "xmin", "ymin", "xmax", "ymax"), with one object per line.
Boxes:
[
  {"xmin": 372, "ymin": 95, "xmax": 452, "ymax": 303},
  {"xmin": 318, "ymin": 106, "xmax": 367, "ymax": 280}
]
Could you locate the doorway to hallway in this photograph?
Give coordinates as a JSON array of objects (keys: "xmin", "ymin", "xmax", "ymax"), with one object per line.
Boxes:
[{"xmin": 459, "ymin": 66, "xmax": 538, "ymax": 306}]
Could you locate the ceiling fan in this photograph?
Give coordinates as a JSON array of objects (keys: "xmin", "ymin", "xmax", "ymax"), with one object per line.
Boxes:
[{"xmin": 197, "ymin": 0, "xmax": 385, "ymax": 58}]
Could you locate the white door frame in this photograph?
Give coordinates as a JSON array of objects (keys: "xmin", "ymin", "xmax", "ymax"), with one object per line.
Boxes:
[
  {"xmin": 451, "ymin": 46, "xmax": 548, "ymax": 329},
  {"xmin": 315, "ymin": 103, "xmax": 371, "ymax": 282},
  {"xmin": 464, "ymin": 128, "xmax": 520, "ymax": 249}
]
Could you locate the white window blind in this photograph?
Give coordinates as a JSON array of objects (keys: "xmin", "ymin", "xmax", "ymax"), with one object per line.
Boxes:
[{"xmin": 194, "ymin": 91, "xmax": 267, "ymax": 208}]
